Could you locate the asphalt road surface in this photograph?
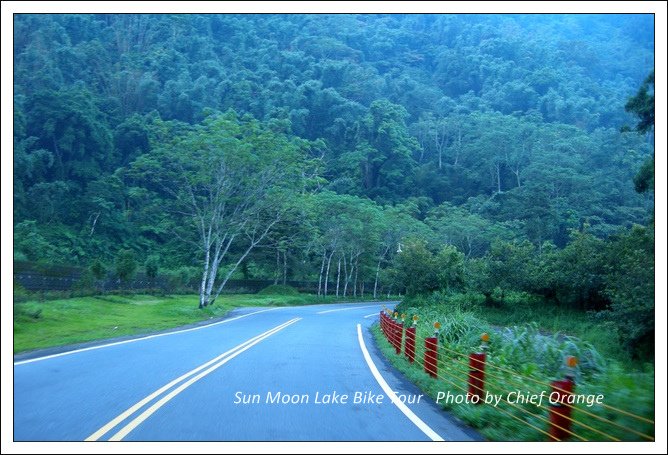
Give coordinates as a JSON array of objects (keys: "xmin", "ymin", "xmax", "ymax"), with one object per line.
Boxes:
[{"xmin": 14, "ymin": 302, "xmax": 481, "ymax": 441}]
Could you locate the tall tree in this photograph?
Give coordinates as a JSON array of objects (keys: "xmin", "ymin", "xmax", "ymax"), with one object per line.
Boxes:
[
  {"xmin": 623, "ymin": 70, "xmax": 654, "ymax": 194},
  {"xmin": 132, "ymin": 111, "xmax": 308, "ymax": 308}
]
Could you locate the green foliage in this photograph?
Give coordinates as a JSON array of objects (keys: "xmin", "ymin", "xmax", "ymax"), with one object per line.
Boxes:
[
  {"xmin": 374, "ymin": 298, "xmax": 654, "ymax": 441},
  {"xmin": 115, "ymin": 249, "xmax": 137, "ymax": 283},
  {"xmin": 624, "ymin": 70, "xmax": 654, "ymax": 134},
  {"xmin": 599, "ymin": 225, "xmax": 654, "ymax": 358},
  {"xmin": 496, "ymin": 323, "xmax": 605, "ymax": 379},
  {"xmin": 257, "ymin": 284, "xmax": 300, "ymax": 295},
  {"xmin": 13, "ymin": 303, "xmax": 43, "ymax": 323},
  {"xmin": 13, "ymin": 281, "xmax": 31, "ymax": 303},
  {"xmin": 73, "ymin": 269, "xmax": 96, "ymax": 292},
  {"xmin": 163, "ymin": 266, "xmax": 200, "ymax": 291},
  {"xmin": 90, "ymin": 260, "xmax": 106, "ymax": 280},
  {"xmin": 390, "ymin": 240, "xmax": 440, "ymax": 296},
  {"xmin": 13, "ymin": 14, "xmax": 653, "ymax": 268},
  {"xmin": 395, "ymin": 301, "xmax": 606, "ymax": 378},
  {"xmin": 145, "ymin": 255, "xmax": 160, "ymax": 280},
  {"xmin": 426, "ymin": 203, "xmax": 518, "ymax": 257},
  {"xmin": 623, "ymin": 70, "xmax": 654, "ymax": 194},
  {"xmin": 487, "ymin": 240, "xmax": 537, "ymax": 294},
  {"xmin": 434, "ymin": 245, "xmax": 466, "ymax": 292},
  {"xmin": 551, "ymin": 229, "xmax": 608, "ymax": 310},
  {"xmin": 633, "ymin": 157, "xmax": 654, "ymax": 194},
  {"xmin": 12, "ymin": 15, "xmax": 654, "ymax": 358},
  {"xmin": 13, "ymin": 220, "xmax": 55, "ymax": 262}
]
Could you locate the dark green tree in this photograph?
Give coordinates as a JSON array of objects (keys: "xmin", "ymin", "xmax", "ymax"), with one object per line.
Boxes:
[
  {"xmin": 90, "ymin": 260, "xmax": 106, "ymax": 280},
  {"xmin": 145, "ymin": 255, "xmax": 160, "ymax": 280},
  {"xmin": 624, "ymin": 71, "xmax": 654, "ymax": 194},
  {"xmin": 624, "ymin": 70, "xmax": 654, "ymax": 134},
  {"xmin": 600, "ymin": 225, "xmax": 654, "ymax": 359},
  {"xmin": 115, "ymin": 249, "xmax": 137, "ymax": 284}
]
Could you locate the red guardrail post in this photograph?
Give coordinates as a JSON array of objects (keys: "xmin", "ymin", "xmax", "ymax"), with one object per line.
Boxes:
[
  {"xmin": 387, "ymin": 315, "xmax": 394, "ymax": 345},
  {"xmin": 424, "ymin": 337, "xmax": 438, "ymax": 378},
  {"xmin": 393, "ymin": 321, "xmax": 400, "ymax": 352},
  {"xmin": 390, "ymin": 312, "xmax": 400, "ymax": 352},
  {"xmin": 382, "ymin": 309, "xmax": 391, "ymax": 341},
  {"xmin": 548, "ymin": 356, "xmax": 578, "ymax": 441},
  {"xmin": 467, "ymin": 333, "xmax": 489, "ymax": 404},
  {"xmin": 467, "ymin": 353, "xmax": 486, "ymax": 403},
  {"xmin": 387, "ymin": 314, "xmax": 392, "ymax": 342},
  {"xmin": 405, "ymin": 326, "xmax": 416, "ymax": 363},
  {"xmin": 395, "ymin": 322, "xmax": 403, "ymax": 355}
]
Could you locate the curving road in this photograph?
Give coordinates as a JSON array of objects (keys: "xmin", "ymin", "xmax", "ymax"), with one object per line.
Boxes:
[{"xmin": 13, "ymin": 302, "xmax": 481, "ymax": 441}]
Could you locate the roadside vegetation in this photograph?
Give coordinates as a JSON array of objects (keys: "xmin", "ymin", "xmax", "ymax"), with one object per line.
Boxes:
[
  {"xmin": 13, "ymin": 287, "xmax": 381, "ymax": 353},
  {"xmin": 373, "ymin": 298, "xmax": 654, "ymax": 441}
]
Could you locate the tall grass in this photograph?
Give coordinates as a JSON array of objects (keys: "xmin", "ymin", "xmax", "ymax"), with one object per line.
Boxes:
[{"xmin": 378, "ymin": 294, "xmax": 654, "ymax": 441}]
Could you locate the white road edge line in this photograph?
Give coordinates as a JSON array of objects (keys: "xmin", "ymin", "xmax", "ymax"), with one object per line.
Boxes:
[
  {"xmin": 356, "ymin": 324, "xmax": 445, "ymax": 442},
  {"xmin": 363, "ymin": 312, "xmax": 379, "ymax": 318},
  {"xmin": 14, "ymin": 307, "xmax": 284, "ymax": 366},
  {"xmin": 316, "ymin": 304, "xmax": 381, "ymax": 314},
  {"xmin": 86, "ymin": 317, "xmax": 300, "ymax": 441},
  {"xmin": 107, "ymin": 318, "xmax": 301, "ymax": 441}
]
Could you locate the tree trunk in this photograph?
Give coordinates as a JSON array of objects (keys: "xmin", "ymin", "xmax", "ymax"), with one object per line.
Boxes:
[
  {"xmin": 274, "ymin": 249, "xmax": 280, "ymax": 285},
  {"xmin": 199, "ymin": 247, "xmax": 211, "ymax": 308},
  {"xmin": 200, "ymin": 233, "xmax": 234, "ymax": 308},
  {"xmin": 89, "ymin": 212, "xmax": 100, "ymax": 237},
  {"xmin": 336, "ymin": 256, "xmax": 341, "ymax": 297},
  {"xmin": 317, "ymin": 251, "xmax": 326, "ymax": 296},
  {"xmin": 453, "ymin": 128, "xmax": 462, "ymax": 166},
  {"xmin": 282, "ymin": 249, "xmax": 287, "ymax": 285},
  {"xmin": 210, "ymin": 247, "xmax": 251, "ymax": 305},
  {"xmin": 373, "ymin": 245, "xmax": 390, "ymax": 299},
  {"xmin": 324, "ymin": 251, "xmax": 334, "ymax": 296},
  {"xmin": 210, "ymin": 220, "xmax": 278, "ymax": 306},
  {"xmin": 342, "ymin": 254, "xmax": 348, "ymax": 297},
  {"xmin": 373, "ymin": 258, "xmax": 381, "ymax": 299},
  {"xmin": 203, "ymin": 237, "xmax": 225, "ymax": 308},
  {"xmin": 353, "ymin": 257, "xmax": 359, "ymax": 298},
  {"xmin": 204, "ymin": 260, "xmax": 219, "ymax": 307}
]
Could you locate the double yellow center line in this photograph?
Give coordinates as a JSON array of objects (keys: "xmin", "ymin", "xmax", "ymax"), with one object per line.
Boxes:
[{"xmin": 86, "ymin": 317, "xmax": 301, "ymax": 441}]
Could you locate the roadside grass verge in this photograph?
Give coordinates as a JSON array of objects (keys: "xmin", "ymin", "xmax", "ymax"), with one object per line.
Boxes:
[
  {"xmin": 401, "ymin": 291, "xmax": 628, "ymax": 363},
  {"xmin": 469, "ymin": 304, "xmax": 622, "ymax": 363},
  {"xmin": 14, "ymin": 293, "xmax": 392, "ymax": 354},
  {"xmin": 371, "ymin": 304, "xmax": 654, "ymax": 442}
]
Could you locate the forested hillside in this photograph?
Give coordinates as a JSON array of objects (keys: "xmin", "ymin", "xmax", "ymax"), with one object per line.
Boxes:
[{"xmin": 13, "ymin": 14, "xmax": 654, "ymax": 356}]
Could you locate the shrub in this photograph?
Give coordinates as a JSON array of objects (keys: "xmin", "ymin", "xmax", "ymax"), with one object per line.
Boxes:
[
  {"xmin": 90, "ymin": 260, "xmax": 106, "ymax": 280},
  {"xmin": 163, "ymin": 266, "xmax": 200, "ymax": 292},
  {"xmin": 13, "ymin": 281, "xmax": 31, "ymax": 303},
  {"xmin": 258, "ymin": 284, "xmax": 299, "ymax": 295},
  {"xmin": 145, "ymin": 255, "xmax": 160, "ymax": 280},
  {"xmin": 115, "ymin": 249, "xmax": 137, "ymax": 284}
]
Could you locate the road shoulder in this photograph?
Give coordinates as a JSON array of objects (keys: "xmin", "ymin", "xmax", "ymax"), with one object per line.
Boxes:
[{"xmin": 361, "ymin": 323, "xmax": 484, "ymax": 442}]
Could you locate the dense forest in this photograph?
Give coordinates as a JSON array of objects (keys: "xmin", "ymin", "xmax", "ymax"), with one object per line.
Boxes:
[{"xmin": 13, "ymin": 14, "xmax": 654, "ymax": 357}]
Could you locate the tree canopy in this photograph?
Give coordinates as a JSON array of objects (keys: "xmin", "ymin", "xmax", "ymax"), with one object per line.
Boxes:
[{"xmin": 13, "ymin": 14, "xmax": 654, "ymax": 356}]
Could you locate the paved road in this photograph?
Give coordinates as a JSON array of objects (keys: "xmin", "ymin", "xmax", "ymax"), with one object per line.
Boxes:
[{"xmin": 13, "ymin": 302, "xmax": 481, "ymax": 441}]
